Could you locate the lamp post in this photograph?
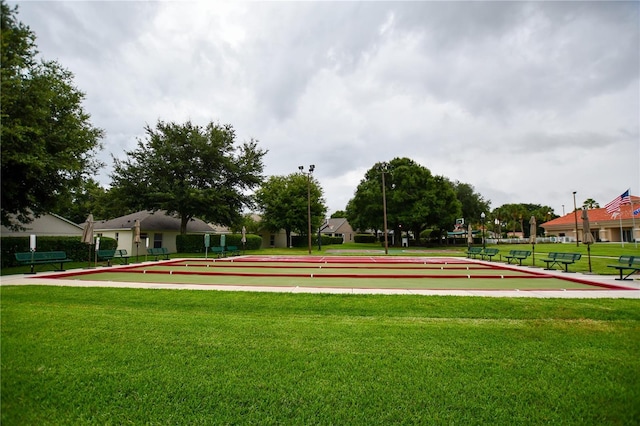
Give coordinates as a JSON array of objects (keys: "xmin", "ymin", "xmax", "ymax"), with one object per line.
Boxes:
[
  {"xmin": 573, "ymin": 191, "xmax": 579, "ymax": 247},
  {"xmin": 481, "ymin": 212, "xmax": 486, "ymax": 250},
  {"xmin": 380, "ymin": 163, "xmax": 389, "ymax": 255},
  {"xmin": 299, "ymin": 165, "xmax": 315, "ymax": 254},
  {"xmin": 494, "ymin": 218, "xmax": 500, "ymax": 244}
]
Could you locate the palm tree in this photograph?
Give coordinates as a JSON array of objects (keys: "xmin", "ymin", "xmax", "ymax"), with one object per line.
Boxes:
[{"xmin": 582, "ymin": 198, "xmax": 600, "ymax": 209}]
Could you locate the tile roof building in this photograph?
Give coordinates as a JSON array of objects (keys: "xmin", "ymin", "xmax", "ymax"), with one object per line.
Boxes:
[{"xmin": 541, "ymin": 196, "xmax": 639, "ymax": 243}]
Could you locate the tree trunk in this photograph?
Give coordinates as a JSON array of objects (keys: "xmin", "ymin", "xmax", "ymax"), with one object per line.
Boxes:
[{"xmin": 180, "ymin": 215, "xmax": 189, "ymax": 235}]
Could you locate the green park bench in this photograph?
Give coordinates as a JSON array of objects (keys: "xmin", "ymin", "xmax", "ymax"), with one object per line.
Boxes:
[
  {"xmin": 114, "ymin": 249, "xmax": 130, "ymax": 265},
  {"xmin": 504, "ymin": 250, "xmax": 532, "ymax": 266},
  {"xmin": 466, "ymin": 247, "xmax": 483, "ymax": 259},
  {"xmin": 225, "ymin": 245, "xmax": 240, "ymax": 256},
  {"xmin": 540, "ymin": 252, "xmax": 581, "ymax": 272},
  {"xmin": 480, "ymin": 248, "xmax": 499, "ymax": 261},
  {"xmin": 147, "ymin": 247, "xmax": 170, "ymax": 261},
  {"xmin": 15, "ymin": 251, "xmax": 72, "ymax": 274},
  {"xmin": 97, "ymin": 249, "xmax": 116, "ymax": 266},
  {"xmin": 209, "ymin": 247, "xmax": 225, "ymax": 258},
  {"xmin": 607, "ymin": 255, "xmax": 640, "ymax": 281}
]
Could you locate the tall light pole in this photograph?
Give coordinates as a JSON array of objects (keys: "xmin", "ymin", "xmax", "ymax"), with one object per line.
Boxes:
[
  {"xmin": 572, "ymin": 191, "xmax": 579, "ymax": 247},
  {"xmin": 481, "ymin": 212, "xmax": 486, "ymax": 250},
  {"xmin": 299, "ymin": 165, "xmax": 315, "ymax": 254},
  {"xmin": 381, "ymin": 162, "xmax": 389, "ymax": 255}
]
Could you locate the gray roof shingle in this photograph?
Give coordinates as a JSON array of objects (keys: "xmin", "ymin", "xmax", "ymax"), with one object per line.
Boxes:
[{"xmin": 95, "ymin": 210, "xmax": 214, "ymax": 233}]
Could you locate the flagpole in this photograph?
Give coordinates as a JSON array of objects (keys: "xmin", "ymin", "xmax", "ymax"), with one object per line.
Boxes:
[
  {"xmin": 619, "ymin": 210, "xmax": 624, "ymax": 248},
  {"xmin": 631, "ymin": 188, "xmax": 637, "ymax": 248}
]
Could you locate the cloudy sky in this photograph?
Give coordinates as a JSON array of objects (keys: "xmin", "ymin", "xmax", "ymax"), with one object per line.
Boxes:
[{"xmin": 11, "ymin": 1, "xmax": 639, "ymax": 218}]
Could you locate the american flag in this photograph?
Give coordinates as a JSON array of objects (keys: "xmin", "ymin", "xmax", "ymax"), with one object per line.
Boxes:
[{"xmin": 605, "ymin": 190, "xmax": 631, "ymax": 214}]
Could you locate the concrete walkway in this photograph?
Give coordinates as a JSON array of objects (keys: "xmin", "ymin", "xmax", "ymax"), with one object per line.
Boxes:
[{"xmin": 1, "ymin": 258, "xmax": 639, "ymax": 299}]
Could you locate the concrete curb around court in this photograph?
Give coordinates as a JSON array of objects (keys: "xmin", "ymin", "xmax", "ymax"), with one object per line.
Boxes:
[{"xmin": 0, "ymin": 257, "xmax": 639, "ymax": 299}]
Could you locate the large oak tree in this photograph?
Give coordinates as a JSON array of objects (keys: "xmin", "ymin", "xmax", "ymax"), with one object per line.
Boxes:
[
  {"xmin": 1, "ymin": 2, "xmax": 104, "ymax": 229},
  {"xmin": 110, "ymin": 120, "xmax": 267, "ymax": 234},
  {"xmin": 346, "ymin": 158, "xmax": 461, "ymax": 245}
]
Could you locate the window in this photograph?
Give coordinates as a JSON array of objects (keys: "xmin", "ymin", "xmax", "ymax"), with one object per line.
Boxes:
[{"xmin": 154, "ymin": 233, "xmax": 163, "ymax": 248}]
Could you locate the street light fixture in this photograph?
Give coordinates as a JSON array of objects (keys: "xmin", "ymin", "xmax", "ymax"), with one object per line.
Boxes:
[
  {"xmin": 481, "ymin": 212, "xmax": 486, "ymax": 249},
  {"xmin": 299, "ymin": 165, "xmax": 315, "ymax": 254},
  {"xmin": 380, "ymin": 162, "xmax": 389, "ymax": 255}
]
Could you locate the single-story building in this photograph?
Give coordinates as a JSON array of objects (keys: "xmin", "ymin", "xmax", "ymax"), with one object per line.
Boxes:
[
  {"xmin": 252, "ymin": 216, "xmax": 355, "ymax": 248},
  {"xmin": 1, "ymin": 212, "xmax": 83, "ymax": 237},
  {"xmin": 541, "ymin": 196, "xmax": 639, "ymax": 243},
  {"xmin": 94, "ymin": 210, "xmax": 214, "ymax": 254},
  {"xmin": 320, "ymin": 218, "xmax": 355, "ymax": 243}
]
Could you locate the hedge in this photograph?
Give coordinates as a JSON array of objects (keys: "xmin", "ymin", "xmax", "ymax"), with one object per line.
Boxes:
[
  {"xmin": 289, "ymin": 235, "xmax": 344, "ymax": 248},
  {"xmin": 354, "ymin": 234, "xmax": 377, "ymax": 243},
  {"xmin": 176, "ymin": 234, "xmax": 263, "ymax": 253},
  {"xmin": 1, "ymin": 236, "xmax": 117, "ymax": 268}
]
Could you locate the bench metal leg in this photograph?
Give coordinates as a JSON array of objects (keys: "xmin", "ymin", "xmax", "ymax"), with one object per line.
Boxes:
[{"xmin": 617, "ymin": 269, "xmax": 638, "ymax": 280}]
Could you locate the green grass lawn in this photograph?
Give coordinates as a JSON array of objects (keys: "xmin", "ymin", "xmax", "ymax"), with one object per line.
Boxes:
[{"xmin": 2, "ymin": 286, "xmax": 639, "ymax": 425}]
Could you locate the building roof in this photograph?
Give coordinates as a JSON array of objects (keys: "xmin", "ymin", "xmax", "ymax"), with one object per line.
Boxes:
[
  {"xmin": 95, "ymin": 210, "xmax": 214, "ymax": 233},
  {"xmin": 542, "ymin": 196, "xmax": 640, "ymax": 227},
  {"xmin": 1, "ymin": 212, "xmax": 83, "ymax": 237}
]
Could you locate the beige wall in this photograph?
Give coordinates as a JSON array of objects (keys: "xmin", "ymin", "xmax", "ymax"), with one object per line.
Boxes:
[
  {"xmin": 544, "ymin": 223, "xmax": 639, "ymax": 243},
  {"xmin": 259, "ymin": 230, "xmax": 289, "ymax": 248},
  {"xmin": 96, "ymin": 230, "xmax": 182, "ymax": 254}
]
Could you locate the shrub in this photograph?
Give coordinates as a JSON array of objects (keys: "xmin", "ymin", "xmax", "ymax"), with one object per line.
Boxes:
[
  {"xmin": 289, "ymin": 235, "xmax": 344, "ymax": 248},
  {"xmin": 355, "ymin": 234, "xmax": 377, "ymax": 243},
  {"xmin": 176, "ymin": 234, "xmax": 263, "ymax": 253}
]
